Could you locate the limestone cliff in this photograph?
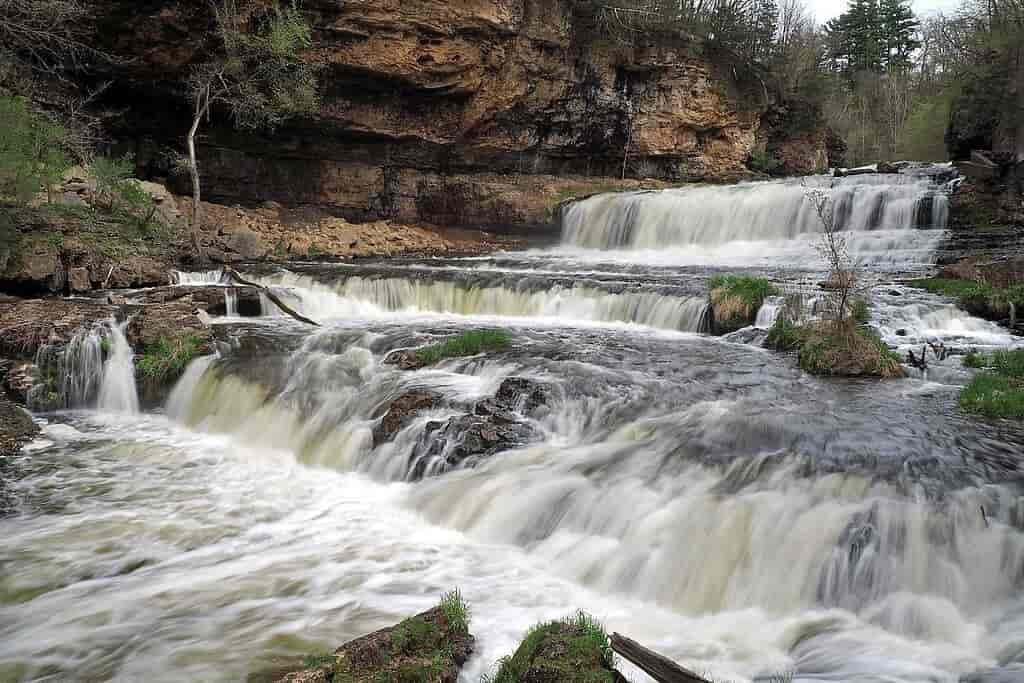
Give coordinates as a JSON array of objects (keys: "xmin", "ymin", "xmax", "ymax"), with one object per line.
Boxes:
[{"xmin": 86, "ymin": 0, "xmax": 832, "ymax": 231}]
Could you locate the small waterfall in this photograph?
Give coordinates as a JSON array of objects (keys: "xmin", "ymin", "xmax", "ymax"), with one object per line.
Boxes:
[
  {"xmin": 224, "ymin": 288, "xmax": 238, "ymax": 317},
  {"xmin": 174, "ymin": 269, "xmax": 224, "ymax": 285},
  {"xmin": 165, "ymin": 355, "xmax": 218, "ymax": 421},
  {"xmin": 29, "ymin": 328, "xmax": 105, "ymax": 410},
  {"xmin": 28, "ymin": 319, "xmax": 139, "ymax": 412},
  {"xmin": 754, "ymin": 296, "xmax": 786, "ymax": 329},
  {"xmin": 561, "ymin": 173, "xmax": 950, "ymax": 252},
  {"xmin": 255, "ymin": 272, "xmax": 711, "ymax": 332},
  {"xmin": 97, "ymin": 319, "xmax": 139, "ymax": 414}
]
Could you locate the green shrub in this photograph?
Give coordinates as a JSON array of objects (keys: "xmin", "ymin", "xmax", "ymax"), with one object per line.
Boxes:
[
  {"xmin": 907, "ymin": 278, "xmax": 1024, "ymax": 320},
  {"xmin": 416, "ymin": 329, "xmax": 512, "ymax": 365},
  {"xmin": 136, "ymin": 332, "xmax": 202, "ymax": 385},
  {"xmin": 0, "ymin": 95, "xmax": 71, "ymax": 203},
  {"xmin": 748, "ymin": 149, "xmax": 782, "ymax": 175},
  {"xmin": 765, "ymin": 317, "xmax": 805, "ymax": 351},
  {"xmin": 963, "ymin": 351, "xmax": 986, "ymax": 368},
  {"xmin": 440, "ymin": 589, "xmax": 470, "ymax": 634},
  {"xmin": 91, "ymin": 154, "xmax": 160, "ymax": 231}
]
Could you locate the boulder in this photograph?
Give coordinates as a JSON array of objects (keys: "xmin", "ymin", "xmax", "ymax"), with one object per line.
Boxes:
[
  {"xmin": 0, "ymin": 396, "xmax": 38, "ymax": 458},
  {"xmin": 263, "ymin": 606, "xmax": 474, "ymax": 683},
  {"xmin": 372, "ymin": 390, "xmax": 442, "ymax": 446},
  {"xmin": 410, "ymin": 414, "xmax": 539, "ymax": 480},
  {"xmin": 383, "ymin": 349, "xmax": 428, "ymax": 371},
  {"xmin": 494, "ymin": 377, "xmax": 552, "ymax": 414},
  {"xmin": 68, "ymin": 267, "xmax": 91, "ymax": 293}
]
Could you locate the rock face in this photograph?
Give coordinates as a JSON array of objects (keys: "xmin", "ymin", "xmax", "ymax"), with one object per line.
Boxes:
[{"xmin": 82, "ymin": 1, "xmax": 832, "ymax": 232}]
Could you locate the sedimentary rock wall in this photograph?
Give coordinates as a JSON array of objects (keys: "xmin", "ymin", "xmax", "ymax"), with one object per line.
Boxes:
[{"xmin": 87, "ymin": 0, "xmax": 831, "ymax": 230}]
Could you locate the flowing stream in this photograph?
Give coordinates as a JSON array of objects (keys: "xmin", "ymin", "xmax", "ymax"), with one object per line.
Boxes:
[{"xmin": 4, "ymin": 170, "xmax": 1024, "ymax": 683}]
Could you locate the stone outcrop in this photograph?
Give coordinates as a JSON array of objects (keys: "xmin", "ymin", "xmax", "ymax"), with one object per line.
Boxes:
[
  {"xmin": 78, "ymin": 0, "xmax": 832, "ymax": 233},
  {"xmin": 259, "ymin": 605, "xmax": 475, "ymax": 683},
  {"xmin": 372, "ymin": 390, "xmax": 443, "ymax": 446}
]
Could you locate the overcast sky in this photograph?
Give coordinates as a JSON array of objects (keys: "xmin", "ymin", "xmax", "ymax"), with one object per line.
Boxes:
[{"xmin": 810, "ymin": 0, "xmax": 962, "ymax": 23}]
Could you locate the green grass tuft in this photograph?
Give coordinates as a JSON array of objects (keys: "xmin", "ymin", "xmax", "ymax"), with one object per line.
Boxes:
[
  {"xmin": 440, "ymin": 589, "xmax": 470, "ymax": 634},
  {"xmin": 481, "ymin": 611, "xmax": 615, "ymax": 683},
  {"xmin": 961, "ymin": 372, "xmax": 1024, "ymax": 419},
  {"xmin": 708, "ymin": 275, "xmax": 779, "ymax": 309},
  {"xmin": 960, "ymin": 349, "xmax": 1024, "ymax": 419},
  {"xmin": 415, "ymin": 329, "xmax": 512, "ymax": 366},
  {"xmin": 907, "ymin": 278, "xmax": 1024, "ymax": 320},
  {"xmin": 136, "ymin": 332, "xmax": 202, "ymax": 385}
]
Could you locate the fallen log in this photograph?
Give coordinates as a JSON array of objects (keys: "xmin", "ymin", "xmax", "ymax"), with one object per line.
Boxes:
[
  {"xmin": 610, "ymin": 633, "xmax": 711, "ymax": 683},
  {"xmin": 221, "ymin": 266, "xmax": 320, "ymax": 327}
]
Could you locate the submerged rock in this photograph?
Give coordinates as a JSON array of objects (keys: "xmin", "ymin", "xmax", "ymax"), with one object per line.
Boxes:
[
  {"xmin": 372, "ymin": 390, "xmax": 442, "ymax": 446},
  {"xmin": 382, "ymin": 349, "xmax": 428, "ymax": 371},
  {"xmin": 411, "ymin": 414, "xmax": 539, "ymax": 480},
  {"xmin": 494, "ymin": 377, "xmax": 552, "ymax": 414}
]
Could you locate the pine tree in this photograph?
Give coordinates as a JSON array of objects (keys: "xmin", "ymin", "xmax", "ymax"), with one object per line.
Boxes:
[{"xmin": 878, "ymin": 0, "xmax": 920, "ymax": 72}]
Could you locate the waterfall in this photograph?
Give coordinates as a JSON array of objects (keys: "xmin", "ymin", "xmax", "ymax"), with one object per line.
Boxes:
[
  {"xmin": 254, "ymin": 271, "xmax": 711, "ymax": 332},
  {"xmin": 165, "ymin": 355, "xmax": 218, "ymax": 421},
  {"xmin": 174, "ymin": 269, "xmax": 225, "ymax": 285},
  {"xmin": 754, "ymin": 296, "xmax": 786, "ymax": 329},
  {"xmin": 561, "ymin": 173, "xmax": 950, "ymax": 252},
  {"xmin": 28, "ymin": 319, "xmax": 138, "ymax": 412},
  {"xmin": 29, "ymin": 328, "xmax": 105, "ymax": 410},
  {"xmin": 97, "ymin": 319, "xmax": 139, "ymax": 414},
  {"xmin": 224, "ymin": 288, "xmax": 238, "ymax": 317}
]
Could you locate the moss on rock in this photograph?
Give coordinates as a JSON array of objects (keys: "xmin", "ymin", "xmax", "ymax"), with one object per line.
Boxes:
[
  {"xmin": 266, "ymin": 592, "xmax": 474, "ymax": 683},
  {"xmin": 482, "ymin": 612, "xmax": 623, "ymax": 683}
]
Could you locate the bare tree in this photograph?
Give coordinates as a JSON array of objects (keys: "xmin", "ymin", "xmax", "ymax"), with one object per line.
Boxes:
[
  {"xmin": 185, "ymin": 0, "xmax": 319, "ymax": 254},
  {"xmin": 803, "ymin": 182, "xmax": 858, "ymax": 322},
  {"xmin": 0, "ymin": 0, "xmax": 112, "ymax": 77}
]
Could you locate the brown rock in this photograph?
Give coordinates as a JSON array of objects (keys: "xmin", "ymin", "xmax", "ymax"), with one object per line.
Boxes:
[
  {"xmin": 68, "ymin": 267, "xmax": 92, "ymax": 293},
  {"xmin": 372, "ymin": 390, "xmax": 442, "ymax": 446}
]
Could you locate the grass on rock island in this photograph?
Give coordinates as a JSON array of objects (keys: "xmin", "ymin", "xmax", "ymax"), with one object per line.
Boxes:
[
  {"xmin": 766, "ymin": 316, "xmax": 904, "ymax": 378},
  {"xmin": 481, "ymin": 611, "xmax": 618, "ymax": 683},
  {"xmin": 136, "ymin": 332, "xmax": 203, "ymax": 386},
  {"xmin": 708, "ymin": 275, "xmax": 779, "ymax": 334},
  {"xmin": 415, "ymin": 329, "xmax": 512, "ymax": 366},
  {"xmin": 909, "ymin": 278, "xmax": 1024, "ymax": 322},
  {"xmin": 960, "ymin": 349, "xmax": 1024, "ymax": 419}
]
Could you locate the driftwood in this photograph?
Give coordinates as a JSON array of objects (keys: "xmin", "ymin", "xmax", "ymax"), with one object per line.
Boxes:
[
  {"xmin": 221, "ymin": 266, "xmax": 320, "ymax": 327},
  {"xmin": 610, "ymin": 633, "xmax": 711, "ymax": 683}
]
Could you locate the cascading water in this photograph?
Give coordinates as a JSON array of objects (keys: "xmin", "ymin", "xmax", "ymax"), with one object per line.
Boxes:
[
  {"xmin": 558, "ymin": 173, "xmax": 950, "ymax": 272},
  {"xmin": 96, "ymin": 319, "xmax": 139, "ymax": 414},
  {"xmin": 253, "ymin": 270, "xmax": 711, "ymax": 332},
  {"xmin": 224, "ymin": 288, "xmax": 238, "ymax": 317},
  {"xmin": 27, "ymin": 318, "xmax": 138, "ymax": 412},
  {"xmin": 174, "ymin": 269, "xmax": 225, "ymax": 285},
  {"xmin": 7, "ymin": 168, "xmax": 1024, "ymax": 683}
]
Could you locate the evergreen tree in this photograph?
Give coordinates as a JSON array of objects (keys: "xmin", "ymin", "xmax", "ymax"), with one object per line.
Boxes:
[
  {"xmin": 752, "ymin": 0, "xmax": 780, "ymax": 61},
  {"xmin": 879, "ymin": 0, "xmax": 920, "ymax": 72}
]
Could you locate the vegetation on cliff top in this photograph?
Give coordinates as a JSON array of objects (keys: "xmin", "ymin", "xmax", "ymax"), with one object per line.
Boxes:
[{"xmin": 960, "ymin": 349, "xmax": 1024, "ymax": 419}]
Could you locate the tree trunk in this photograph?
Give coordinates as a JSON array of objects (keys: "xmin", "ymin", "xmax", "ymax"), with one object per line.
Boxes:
[
  {"xmin": 221, "ymin": 266, "xmax": 320, "ymax": 327},
  {"xmin": 609, "ymin": 633, "xmax": 711, "ymax": 683},
  {"xmin": 187, "ymin": 93, "xmax": 206, "ymax": 261}
]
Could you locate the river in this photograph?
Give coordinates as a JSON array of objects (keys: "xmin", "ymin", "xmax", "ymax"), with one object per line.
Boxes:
[{"xmin": 3, "ymin": 169, "xmax": 1024, "ymax": 683}]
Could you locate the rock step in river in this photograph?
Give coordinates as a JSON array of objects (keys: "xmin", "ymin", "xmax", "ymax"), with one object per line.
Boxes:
[{"xmin": 2, "ymin": 170, "xmax": 1024, "ymax": 683}]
